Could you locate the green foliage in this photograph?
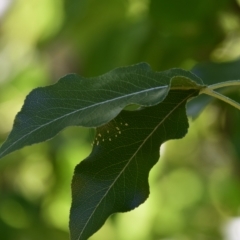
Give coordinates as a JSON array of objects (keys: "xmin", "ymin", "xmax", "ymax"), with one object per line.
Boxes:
[
  {"xmin": 1, "ymin": 62, "xmax": 240, "ymax": 239},
  {"xmin": 1, "ymin": 0, "xmax": 240, "ymax": 240}
]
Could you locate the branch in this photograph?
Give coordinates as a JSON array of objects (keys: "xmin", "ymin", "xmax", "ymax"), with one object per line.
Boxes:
[{"xmin": 208, "ymin": 80, "xmax": 240, "ymax": 90}]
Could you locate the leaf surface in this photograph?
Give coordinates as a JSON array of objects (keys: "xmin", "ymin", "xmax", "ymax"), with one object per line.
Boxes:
[
  {"xmin": 0, "ymin": 63, "xmax": 202, "ymax": 158},
  {"xmin": 70, "ymin": 89, "xmax": 199, "ymax": 240}
]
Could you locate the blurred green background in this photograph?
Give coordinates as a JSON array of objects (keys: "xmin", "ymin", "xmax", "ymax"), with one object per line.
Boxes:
[{"xmin": 1, "ymin": 0, "xmax": 240, "ymax": 239}]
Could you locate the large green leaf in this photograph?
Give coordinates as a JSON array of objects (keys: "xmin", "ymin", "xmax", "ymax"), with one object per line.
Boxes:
[
  {"xmin": 70, "ymin": 89, "xmax": 200, "ymax": 240},
  {"xmin": 0, "ymin": 63, "xmax": 202, "ymax": 159}
]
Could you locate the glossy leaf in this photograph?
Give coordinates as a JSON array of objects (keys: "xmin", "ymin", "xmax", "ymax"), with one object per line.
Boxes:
[
  {"xmin": 0, "ymin": 63, "xmax": 202, "ymax": 159},
  {"xmin": 70, "ymin": 89, "xmax": 200, "ymax": 240}
]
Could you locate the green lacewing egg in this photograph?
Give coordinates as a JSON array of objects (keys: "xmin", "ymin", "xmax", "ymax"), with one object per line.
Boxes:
[{"xmin": 92, "ymin": 122, "xmax": 129, "ymax": 145}]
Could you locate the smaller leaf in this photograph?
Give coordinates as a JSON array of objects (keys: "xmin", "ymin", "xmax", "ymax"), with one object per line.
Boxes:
[{"xmin": 192, "ymin": 59, "xmax": 240, "ymax": 85}]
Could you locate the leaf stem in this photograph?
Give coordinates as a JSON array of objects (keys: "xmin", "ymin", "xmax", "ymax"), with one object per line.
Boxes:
[
  {"xmin": 208, "ymin": 80, "xmax": 240, "ymax": 90},
  {"xmin": 200, "ymin": 87, "xmax": 240, "ymax": 111},
  {"xmin": 200, "ymin": 87, "xmax": 240, "ymax": 110}
]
